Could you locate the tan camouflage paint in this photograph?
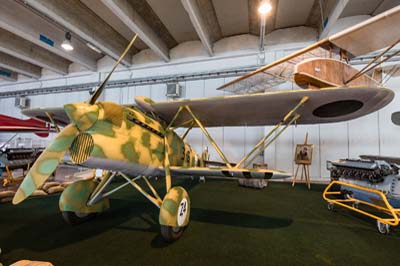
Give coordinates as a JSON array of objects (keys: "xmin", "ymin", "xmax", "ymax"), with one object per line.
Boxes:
[
  {"xmin": 86, "ymin": 101, "xmax": 197, "ymax": 168},
  {"xmin": 59, "ymin": 179, "xmax": 109, "ymax": 213},
  {"xmin": 64, "ymin": 103, "xmax": 99, "ymax": 131},
  {"xmin": 13, "ymin": 101, "xmax": 198, "ymax": 205},
  {"xmin": 159, "ymin": 186, "xmax": 190, "ymax": 227},
  {"xmin": 13, "ymin": 124, "xmax": 78, "ymax": 204}
]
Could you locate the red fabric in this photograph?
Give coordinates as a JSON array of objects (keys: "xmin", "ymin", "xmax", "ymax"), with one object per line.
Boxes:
[{"xmin": 0, "ymin": 114, "xmax": 51, "ymax": 137}]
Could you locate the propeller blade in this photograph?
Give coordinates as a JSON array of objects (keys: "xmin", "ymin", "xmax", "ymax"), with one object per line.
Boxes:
[
  {"xmin": 88, "ymin": 34, "xmax": 138, "ymax": 105},
  {"xmin": 13, "ymin": 124, "xmax": 79, "ymax": 204}
]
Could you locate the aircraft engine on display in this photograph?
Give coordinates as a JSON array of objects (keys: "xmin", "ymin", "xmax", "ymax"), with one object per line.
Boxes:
[
  {"xmin": 327, "ymin": 159, "xmax": 400, "ymax": 207},
  {"xmin": 0, "ymin": 148, "xmax": 43, "ymax": 173}
]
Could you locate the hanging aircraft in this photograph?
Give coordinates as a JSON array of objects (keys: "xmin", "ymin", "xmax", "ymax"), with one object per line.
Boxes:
[
  {"xmin": 0, "ymin": 114, "xmax": 55, "ymax": 138},
  {"xmin": 0, "ymin": 114, "xmax": 55, "ymax": 186},
  {"xmin": 11, "ymin": 6, "xmax": 399, "ymax": 242}
]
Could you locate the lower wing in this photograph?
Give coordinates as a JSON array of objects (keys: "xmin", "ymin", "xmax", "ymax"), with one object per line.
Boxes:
[{"xmin": 169, "ymin": 166, "xmax": 291, "ymax": 180}]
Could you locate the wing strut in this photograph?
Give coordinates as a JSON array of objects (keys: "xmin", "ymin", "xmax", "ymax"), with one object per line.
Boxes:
[
  {"xmin": 166, "ymin": 106, "xmax": 233, "ymax": 168},
  {"xmin": 120, "ymin": 172, "xmax": 162, "ymax": 207},
  {"xmin": 235, "ymin": 96, "xmax": 308, "ymax": 169},
  {"xmin": 345, "ymin": 38, "xmax": 400, "ymax": 85},
  {"xmin": 45, "ymin": 112, "xmax": 61, "ymax": 133}
]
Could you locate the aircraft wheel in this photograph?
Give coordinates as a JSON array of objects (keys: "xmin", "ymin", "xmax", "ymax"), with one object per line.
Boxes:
[
  {"xmin": 159, "ymin": 186, "xmax": 190, "ymax": 242},
  {"xmin": 327, "ymin": 202, "xmax": 334, "ymax": 211},
  {"xmin": 377, "ymin": 220, "xmax": 390, "ymax": 234},
  {"xmin": 160, "ymin": 225, "xmax": 186, "ymax": 242},
  {"xmin": 61, "ymin": 211, "xmax": 97, "ymax": 225},
  {"xmin": 59, "ymin": 179, "xmax": 110, "ymax": 225}
]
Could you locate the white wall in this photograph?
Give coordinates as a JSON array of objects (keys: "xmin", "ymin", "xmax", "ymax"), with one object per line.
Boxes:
[{"xmin": 1, "ymin": 33, "xmax": 399, "ymax": 181}]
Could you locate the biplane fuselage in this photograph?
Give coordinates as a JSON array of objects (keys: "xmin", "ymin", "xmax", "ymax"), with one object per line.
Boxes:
[{"xmin": 64, "ymin": 101, "xmax": 198, "ymax": 177}]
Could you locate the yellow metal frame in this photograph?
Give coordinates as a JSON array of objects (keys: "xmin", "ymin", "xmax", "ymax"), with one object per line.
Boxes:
[
  {"xmin": 45, "ymin": 112, "xmax": 61, "ymax": 133},
  {"xmin": 119, "ymin": 172, "xmax": 162, "ymax": 207},
  {"xmin": 166, "ymin": 105, "xmax": 233, "ymax": 168},
  {"xmin": 323, "ymin": 180, "xmax": 400, "ymax": 226},
  {"xmin": 239, "ymin": 96, "xmax": 308, "ymax": 168},
  {"xmin": 2, "ymin": 164, "xmax": 28, "ymax": 187}
]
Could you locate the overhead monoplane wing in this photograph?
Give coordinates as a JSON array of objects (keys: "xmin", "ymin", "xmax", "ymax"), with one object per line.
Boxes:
[
  {"xmin": 0, "ymin": 114, "xmax": 54, "ymax": 137},
  {"xmin": 218, "ymin": 5, "xmax": 400, "ymax": 94},
  {"xmin": 136, "ymin": 86, "xmax": 394, "ymax": 127}
]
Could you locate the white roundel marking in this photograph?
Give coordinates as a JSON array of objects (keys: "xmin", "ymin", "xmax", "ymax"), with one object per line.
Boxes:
[{"xmin": 177, "ymin": 198, "xmax": 188, "ymax": 226}]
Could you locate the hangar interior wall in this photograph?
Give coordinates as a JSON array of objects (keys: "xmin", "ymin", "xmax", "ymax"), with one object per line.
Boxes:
[{"xmin": 0, "ymin": 44, "xmax": 399, "ymax": 181}]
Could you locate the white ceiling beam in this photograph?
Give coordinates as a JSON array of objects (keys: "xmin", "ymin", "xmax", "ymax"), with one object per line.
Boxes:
[
  {"xmin": 0, "ymin": 28, "xmax": 69, "ymax": 75},
  {"xmin": 101, "ymin": 0, "xmax": 170, "ymax": 62},
  {"xmin": 0, "ymin": 67, "xmax": 18, "ymax": 82},
  {"xmin": 25, "ymin": 0, "xmax": 134, "ymax": 67},
  {"xmin": 0, "ymin": 0, "xmax": 99, "ymax": 71},
  {"xmin": 181, "ymin": 0, "xmax": 214, "ymax": 56},
  {"xmin": 320, "ymin": 0, "xmax": 350, "ymax": 39},
  {"xmin": 0, "ymin": 51, "xmax": 41, "ymax": 79}
]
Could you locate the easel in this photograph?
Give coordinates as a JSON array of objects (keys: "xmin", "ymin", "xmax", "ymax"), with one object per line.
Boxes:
[{"xmin": 292, "ymin": 133, "xmax": 311, "ymax": 189}]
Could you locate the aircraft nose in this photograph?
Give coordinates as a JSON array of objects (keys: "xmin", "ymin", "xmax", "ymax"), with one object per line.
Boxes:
[{"xmin": 64, "ymin": 103, "xmax": 99, "ymax": 131}]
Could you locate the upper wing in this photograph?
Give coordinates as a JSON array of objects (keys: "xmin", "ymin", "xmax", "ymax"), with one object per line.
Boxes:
[
  {"xmin": 21, "ymin": 103, "xmax": 136, "ymax": 126},
  {"xmin": 22, "ymin": 107, "xmax": 70, "ymax": 126},
  {"xmin": 219, "ymin": 5, "xmax": 400, "ymax": 94},
  {"xmin": 136, "ymin": 86, "xmax": 394, "ymax": 127}
]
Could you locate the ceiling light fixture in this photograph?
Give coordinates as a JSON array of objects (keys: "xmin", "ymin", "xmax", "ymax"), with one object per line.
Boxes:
[
  {"xmin": 258, "ymin": 1, "xmax": 272, "ymax": 64},
  {"xmin": 258, "ymin": 2, "xmax": 272, "ymax": 15},
  {"xmin": 61, "ymin": 32, "xmax": 74, "ymax": 51}
]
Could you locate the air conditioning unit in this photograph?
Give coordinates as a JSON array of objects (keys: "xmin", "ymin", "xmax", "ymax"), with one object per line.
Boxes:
[
  {"xmin": 166, "ymin": 83, "xmax": 181, "ymax": 98},
  {"xmin": 15, "ymin": 96, "xmax": 29, "ymax": 109}
]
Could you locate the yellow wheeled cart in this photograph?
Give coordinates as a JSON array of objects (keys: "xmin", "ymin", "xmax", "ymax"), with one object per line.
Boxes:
[{"xmin": 323, "ymin": 180, "xmax": 400, "ymax": 234}]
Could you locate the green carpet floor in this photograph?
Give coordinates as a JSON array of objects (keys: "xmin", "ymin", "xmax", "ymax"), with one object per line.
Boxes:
[{"xmin": 1, "ymin": 179, "xmax": 399, "ymax": 266}]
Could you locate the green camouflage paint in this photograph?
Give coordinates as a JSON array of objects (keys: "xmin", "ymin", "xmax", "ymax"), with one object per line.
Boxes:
[
  {"xmin": 159, "ymin": 186, "xmax": 190, "ymax": 227},
  {"xmin": 13, "ymin": 124, "xmax": 78, "ymax": 204},
  {"xmin": 13, "ymin": 101, "xmax": 198, "ymax": 204},
  {"xmin": 59, "ymin": 179, "xmax": 109, "ymax": 213}
]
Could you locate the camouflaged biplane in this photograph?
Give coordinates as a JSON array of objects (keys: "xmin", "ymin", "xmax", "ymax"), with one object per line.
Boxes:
[{"xmin": 13, "ymin": 6, "xmax": 399, "ymax": 242}]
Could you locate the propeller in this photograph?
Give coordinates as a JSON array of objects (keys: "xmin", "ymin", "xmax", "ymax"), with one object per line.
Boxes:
[
  {"xmin": 13, "ymin": 125, "xmax": 78, "ymax": 204},
  {"xmin": 13, "ymin": 34, "xmax": 139, "ymax": 204},
  {"xmin": 89, "ymin": 34, "xmax": 138, "ymax": 105}
]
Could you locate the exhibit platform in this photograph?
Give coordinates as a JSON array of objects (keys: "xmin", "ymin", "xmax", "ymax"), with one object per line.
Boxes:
[{"xmin": 1, "ymin": 179, "xmax": 399, "ymax": 266}]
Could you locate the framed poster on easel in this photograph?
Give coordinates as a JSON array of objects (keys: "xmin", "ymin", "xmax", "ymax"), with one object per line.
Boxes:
[{"xmin": 292, "ymin": 133, "xmax": 314, "ymax": 189}]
